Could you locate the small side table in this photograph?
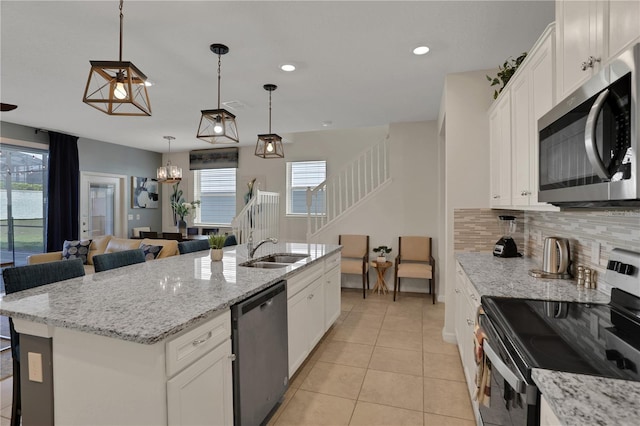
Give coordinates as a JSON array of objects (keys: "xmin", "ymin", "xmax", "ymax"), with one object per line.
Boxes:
[{"xmin": 371, "ymin": 260, "xmax": 392, "ymax": 295}]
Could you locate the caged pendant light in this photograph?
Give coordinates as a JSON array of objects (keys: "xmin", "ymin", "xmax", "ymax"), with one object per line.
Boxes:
[
  {"xmin": 83, "ymin": 0, "xmax": 151, "ymax": 116},
  {"xmin": 255, "ymin": 84, "xmax": 284, "ymax": 159},
  {"xmin": 157, "ymin": 136, "xmax": 182, "ymax": 184},
  {"xmin": 197, "ymin": 44, "xmax": 239, "ymax": 144}
]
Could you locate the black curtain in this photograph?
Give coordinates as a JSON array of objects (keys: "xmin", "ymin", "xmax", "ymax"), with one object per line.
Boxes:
[{"xmin": 46, "ymin": 131, "xmax": 80, "ymax": 252}]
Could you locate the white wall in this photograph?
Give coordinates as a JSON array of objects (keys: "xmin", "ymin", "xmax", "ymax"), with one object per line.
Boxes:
[{"xmin": 442, "ymin": 70, "xmax": 495, "ymax": 340}]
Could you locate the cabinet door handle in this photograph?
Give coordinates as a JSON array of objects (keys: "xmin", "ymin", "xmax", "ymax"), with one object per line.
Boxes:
[
  {"xmin": 455, "ymin": 288, "xmax": 461, "ymax": 294},
  {"xmin": 581, "ymin": 56, "xmax": 601, "ymax": 70},
  {"xmin": 492, "ymin": 195, "xmax": 500, "ymax": 199},
  {"xmin": 470, "ymin": 294, "xmax": 477, "ymax": 301},
  {"xmin": 466, "ymin": 319, "xmax": 474, "ymax": 326},
  {"xmin": 229, "ymin": 354, "xmax": 236, "ymax": 361},
  {"xmin": 308, "ymin": 293, "xmax": 314, "ymax": 300},
  {"xmin": 192, "ymin": 332, "xmax": 212, "ymax": 346}
]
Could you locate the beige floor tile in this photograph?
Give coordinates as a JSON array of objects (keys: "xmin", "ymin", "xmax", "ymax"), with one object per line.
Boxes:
[
  {"xmin": 351, "ymin": 301, "xmax": 389, "ymax": 315},
  {"xmin": 0, "ymin": 378, "xmax": 12, "ymax": 409},
  {"xmin": 290, "ymin": 359, "xmax": 317, "ymax": 389},
  {"xmin": 424, "ymin": 412, "xmax": 475, "ymax": 426},
  {"xmin": 385, "ymin": 303, "xmax": 423, "ymax": 320},
  {"xmin": 422, "ymin": 317, "xmax": 445, "ymax": 331},
  {"xmin": 300, "ymin": 361, "xmax": 366, "ymax": 399},
  {"xmin": 422, "ymin": 335, "xmax": 459, "ymax": 356},
  {"xmin": 423, "ymin": 378, "xmax": 474, "ymax": 420},
  {"xmin": 342, "ymin": 302, "xmax": 355, "ymax": 312},
  {"xmin": 349, "ymin": 401, "xmax": 423, "ymax": 426},
  {"xmin": 343, "ymin": 311, "xmax": 385, "ymax": 329},
  {"xmin": 368, "ymin": 346, "xmax": 423, "ymax": 376},
  {"xmin": 330, "ymin": 325, "xmax": 380, "ymax": 345},
  {"xmin": 267, "ymin": 386, "xmax": 298, "ymax": 425},
  {"xmin": 359, "ymin": 370, "xmax": 423, "ymax": 412},
  {"xmin": 275, "ymin": 389, "xmax": 356, "ymax": 426},
  {"xmin": 376, "ymin": 329, "xmax": 422, "ymax": 352},
  {"xmin": 317, "ymin": 341, "xmax": 374, "ymax": 368},
  {"xmin": 336, "ymin": 311, "xmax": 350, "ymax": 324},
  {"xmin": 382, "ymin": 314, "xmax": 422, "ymax": 333},
  {"xmin": 423, "ymin": 352, "xmax": 465, "ymax": 382}
]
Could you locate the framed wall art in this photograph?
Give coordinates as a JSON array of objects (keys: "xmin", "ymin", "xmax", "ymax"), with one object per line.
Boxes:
[{"xmin": 132, "ymin": 176, "xmax": 159, "ymax": 208}]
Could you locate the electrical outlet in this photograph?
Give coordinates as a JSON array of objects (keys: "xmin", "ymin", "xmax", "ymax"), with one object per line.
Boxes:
[
  {"xmin": 128, "ymin": 214, "xmax": 133, "ymax": 220},
  {"xmin": 136, "ymin": 214, "xmax": 140, "ymax": 220},
  {"xmin": 28, "ymin": 352, "xmax": 43, "ymax": 383},
  {"xmin": 591, "ymin": 242, "xmax": 600, "ymax": 264}
]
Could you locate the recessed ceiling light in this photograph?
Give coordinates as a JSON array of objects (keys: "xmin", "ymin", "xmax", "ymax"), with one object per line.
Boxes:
[
  {"xmin": 280, "ymin": 64, "xmax": 296, "ymax": 72},
  {"xmin": 413, "ymin": 46, "xmax": 430, "ymax": 55},
  {"xmin": 321, "ymin": 121, "xmax": 332, "ymax": 127}
]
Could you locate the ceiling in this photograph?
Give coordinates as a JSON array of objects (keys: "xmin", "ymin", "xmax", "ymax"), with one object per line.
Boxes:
[{"xmin": 0, "ymin": 1, "xmax": 554, "ymax": 153}]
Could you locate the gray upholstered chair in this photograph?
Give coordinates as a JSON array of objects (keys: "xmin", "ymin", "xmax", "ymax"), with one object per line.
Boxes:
[
  {"xmin": 394, "ymin": 236, "xmax": 435, "ymax": 303},
  {"xmin": 139, "ymin": 231, "xmax": 158, "ymax": 239},
  {"xmin": 162, "ymin": 232, "xmax": 183, "ymax": 241},
  {"xmin": 178, "ymin": 239, "xmax": 210, "ymax": 254},
  {"xmin": 2, "ymin": 258, "xmax": 86, "ymax": 426},
  {"xmin": 339, "ymin": 234, "xmax": 370, "ymax": 298},
  {"xmin": 223, "ymin": 234, "xmax": 238, "ymax": 247},
  {"xmin": 93, "ymin": 249, "xmax": 146, "ymax": 273}
]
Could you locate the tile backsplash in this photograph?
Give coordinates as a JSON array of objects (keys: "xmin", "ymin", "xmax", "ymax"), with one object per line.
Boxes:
[{"xmin": 453, "ymin": 207, "xmax": 640, "ymax": 286}]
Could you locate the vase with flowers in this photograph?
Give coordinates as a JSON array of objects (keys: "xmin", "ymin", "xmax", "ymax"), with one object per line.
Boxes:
[
  {"xmin": 171, "ymin": 200, "xmax": 201, "ymax": 237},
  {"xmin": 373, "ymin": 245, "xmax": 392, "ymax": 263}
]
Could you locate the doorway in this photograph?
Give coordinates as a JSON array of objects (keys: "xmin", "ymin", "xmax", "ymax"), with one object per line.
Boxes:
[{"xmin": 80, "ymin": 172, "xmax": 126, "ymax": 239}]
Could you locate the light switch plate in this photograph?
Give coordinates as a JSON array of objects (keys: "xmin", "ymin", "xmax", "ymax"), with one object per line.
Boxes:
[
  {"xmin": 127, "ymin": 214, "xmax": 133, "ymax": 220},
  {"xmin": 28, "ymin": 352, "xmax": 43, "ymax": 383}
]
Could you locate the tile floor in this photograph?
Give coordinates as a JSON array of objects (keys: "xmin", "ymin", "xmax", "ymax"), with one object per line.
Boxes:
[
  {"xmin": 0, "ymin": 289, "xmax": 475, "ymax": 426},
  {"xmin": 269, "ymin": 289, "xmax": 476, "ymax": 426}
]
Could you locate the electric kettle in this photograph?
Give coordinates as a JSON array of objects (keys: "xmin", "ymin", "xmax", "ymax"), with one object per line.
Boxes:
[{"xmin": 529, "ymin": 237, "xmax": 572, "ymax": 279}]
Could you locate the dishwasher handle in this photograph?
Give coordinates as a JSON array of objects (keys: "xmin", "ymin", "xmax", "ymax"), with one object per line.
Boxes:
[{"xmin": 234, "ymin": 281, "xmax": 287, "ymax": 317}]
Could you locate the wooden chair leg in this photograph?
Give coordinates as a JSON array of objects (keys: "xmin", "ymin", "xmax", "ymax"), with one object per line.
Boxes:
[
  {"xmin": 362, "ymin": 272, "xmax": 366, "ymax": 299},
  {"xmin": 431, "ymin": 278, "xmax": 436, "ymax": 304},
  {"xmin": 393, "ymin": 277, "xmax": 399, "ymax": 301}
]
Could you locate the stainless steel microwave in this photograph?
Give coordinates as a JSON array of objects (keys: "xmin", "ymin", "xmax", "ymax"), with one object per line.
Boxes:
[{"xmin": 538, "ymin": 43, "xmax": 639, "ymax": 207}]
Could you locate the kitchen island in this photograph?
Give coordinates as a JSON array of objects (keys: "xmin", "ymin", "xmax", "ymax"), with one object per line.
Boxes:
[
  {"xmin": 0, "ymin": 242, "xmax": 341, "ymax": 425},
  {"xmin": 456, "ymin": 253, "xmax": 640, "ymax": 426}
]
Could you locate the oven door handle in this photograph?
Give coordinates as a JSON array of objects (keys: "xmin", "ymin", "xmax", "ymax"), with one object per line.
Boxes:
[
  {"xmin": 483, "ymin": 341, "xmax": 526, "ymax": 394},
  {"xmin": 584, "ymin": 88, "xmax": 611, "ymax": 181}
]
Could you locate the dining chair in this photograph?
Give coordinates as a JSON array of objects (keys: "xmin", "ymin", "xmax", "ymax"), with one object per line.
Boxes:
[
  {"xmin": 202, "ymin": 228, "xmax": 220, "ymax": 235},
  {"xmin": 93, "ymin": 249, "xmax": 146, "ymax": 273},
  {"xmin": 178, "ymin": 239, "xmax": 210, "ymax": 254},
  {"xmin": 187, "ymin": 227, "xmax": 200, "ymax": 236},
  {"xmin": 393, "ymin": 236, "xmax": 436, "ymax": 303},
  {"xmin": 223, "ymin": 234, "xmax": 238, "ymax": 247},
  {"xmin": 162, "ymin": 232, "xmax": 183, "ymax": 241},
  {"xmin": 139, "ymin": 231, "xmax": 158, "ymax": 239},
  {"xmin": 2, "ymin": 259, "xmax": 86, "ymax": 426},
  {"xmin": 132, "ymin": 226, "xmax": 151, "ymax": 238},
  {"xmin": 338, "ymin": 234, "xmax": 369, "ymax": 298}
]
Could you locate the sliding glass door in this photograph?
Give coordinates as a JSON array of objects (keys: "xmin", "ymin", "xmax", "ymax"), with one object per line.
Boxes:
[{"xmin": 0, "ymin": 144, "xmax": 48, "ymax": 268}]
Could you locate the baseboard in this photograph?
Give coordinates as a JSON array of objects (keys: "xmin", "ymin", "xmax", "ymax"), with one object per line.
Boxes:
[{"xmin": 442, "ymin": 330, "xmax": 457, "ymax": 344}]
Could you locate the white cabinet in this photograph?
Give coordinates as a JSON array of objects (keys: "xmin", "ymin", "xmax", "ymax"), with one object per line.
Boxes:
[
  {"xmin": 166, "ymin": 310, "xmax": 233, "ymax": 426},
  {"xmin": 324, "ymin": 263, "xmax": 342, "ymax": 330},
  {"xmin": 489, "ymin": 24, "xmax": 558, "ymax": 211},
  {"xmin": 556, "ymin": 0, "xmax": 640, "ymax": 100},
  {"xmin": 489, "ymin": 91, "xmax": 512, "ymax": 207},
  {"xmin": 540, "ymin": 394, "xmax": 563, "ymax": 426},
  {"xmin": 454, "ymin": 261, "xmax": 481, "ymax": 418},
  {"xmin": 167, "ymin": 340, "xmax": 233, "ymax": 426}
]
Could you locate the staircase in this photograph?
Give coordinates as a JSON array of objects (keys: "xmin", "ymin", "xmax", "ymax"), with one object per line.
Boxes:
[
  {"xmin": 231, "ymin": 190, "xmax": 280, "ymax": 244},
  {"xmin": 306, "ymin": 136, "xmax": 391, "ymax": 242}
]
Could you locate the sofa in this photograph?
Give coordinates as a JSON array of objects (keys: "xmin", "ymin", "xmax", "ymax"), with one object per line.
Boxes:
[{"xmin": 27, "ymin": 235, "xmax": 179, "ymax": 274}]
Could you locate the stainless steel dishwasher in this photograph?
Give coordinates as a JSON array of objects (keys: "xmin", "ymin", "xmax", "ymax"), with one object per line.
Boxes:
[{"xmin": 231, "ymin": 280, "xmax": 288, "ymax": 425}]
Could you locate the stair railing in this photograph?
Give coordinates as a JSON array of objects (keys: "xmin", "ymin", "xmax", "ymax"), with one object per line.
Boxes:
[{"xmin": 232, "ymin": 190, "xmax": 280, "ymax": 244}]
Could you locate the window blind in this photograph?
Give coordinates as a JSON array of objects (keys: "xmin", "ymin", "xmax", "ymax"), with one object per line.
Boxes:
[
  {"xmin": 195, "ymin": 168, "xmax": 236, "ymax": 225},
  {"xmin": 287, "ymin": 160, "xmax": 326, "ymax": 215}
]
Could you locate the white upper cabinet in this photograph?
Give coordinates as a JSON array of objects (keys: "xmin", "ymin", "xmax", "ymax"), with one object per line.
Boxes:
[
  {"xmin": 489, "ymin": 92, "xmax": 512, "ymax": 207},
  {"xmin": 556, "ymin": 0, "xmax": 640, "ymax": 101}
]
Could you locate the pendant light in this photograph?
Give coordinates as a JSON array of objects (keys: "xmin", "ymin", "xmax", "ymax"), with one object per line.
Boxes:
[
  {"xmin": 157, "ymin": 136, "xmax": 182, "ymax": 184},
  {"xmin": 83, "ymin": 0, "xmax": 151, "ymax": 116},
  {"xmin": 255, "ymin": 84, "xmax": 284, "ymax": 159},
  {"xmin": 197, "ymin": 44, "xmax": 239, "ymax": 144}
]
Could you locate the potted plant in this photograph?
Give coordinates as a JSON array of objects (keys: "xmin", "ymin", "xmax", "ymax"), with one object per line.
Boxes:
[
  {"xmin": 208, "ymin": 234, "xmax": 226, "ymax": 261},
  {"xmin": 373, "ymin": 246, "xmax": 392, "ymax": 263},
  {"xmin": 486, "ymin": 52, "xmax": 527, "ymax": 99}
]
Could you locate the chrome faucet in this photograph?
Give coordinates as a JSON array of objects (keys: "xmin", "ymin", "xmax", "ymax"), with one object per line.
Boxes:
[{"xmin": 248, "ymin": 231, "xmax": 278, "ymax": 258}]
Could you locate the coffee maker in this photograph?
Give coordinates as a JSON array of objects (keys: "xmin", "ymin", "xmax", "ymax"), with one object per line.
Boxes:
[{"xmin": 493, "ymin": 215, "xmax": 521, "ymax": 258}]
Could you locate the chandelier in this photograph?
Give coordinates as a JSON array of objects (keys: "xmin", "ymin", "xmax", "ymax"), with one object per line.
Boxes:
[{"xmin": 157, "ymin": 136, "xmax": 182, "ymax": 183}]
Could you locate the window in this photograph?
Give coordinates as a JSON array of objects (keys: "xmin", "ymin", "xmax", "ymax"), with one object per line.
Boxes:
[
  {"xmin": 194, "ymin": 168, "xmax": 236, "ymax": 225},
  {"xmin": 286, "ymin": 160, "xmax": 326, "ymax": 215}
]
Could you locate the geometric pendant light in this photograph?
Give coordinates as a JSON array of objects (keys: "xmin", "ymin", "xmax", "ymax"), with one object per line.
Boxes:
[
  {"xmin": 82, "ymin": 0, "xmax": 151, "ymax": 116},
  {"xmin": 157, "ymin": 136, "xmax": 182, "ymax": 184},
  {"xmin": 255, "ymin": 84, "xmax": 284, "ymax": 158},
  {"xmin": 196, "ymin": 43, "xmax": 239, "ymax": 144}
]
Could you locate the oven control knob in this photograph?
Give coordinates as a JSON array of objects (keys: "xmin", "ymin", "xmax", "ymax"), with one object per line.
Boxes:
[
  {"xmin": 606, "ymin": 349, "xmax": 622, "ymax": 361},
  {"xmin": 622, "ymin": 264, "xmax": 636, "ymax": 276},
  {"xmin": 607, "ymin": 260, "xmax": 619, "ymax": 271}
]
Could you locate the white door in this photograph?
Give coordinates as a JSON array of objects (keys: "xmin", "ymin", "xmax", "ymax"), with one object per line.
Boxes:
[{"xmin": 80, "ymin": 172, "xmax": 126, "ymax": 239}]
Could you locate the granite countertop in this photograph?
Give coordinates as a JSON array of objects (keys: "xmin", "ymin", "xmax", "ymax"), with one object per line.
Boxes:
[
  {"xmin": 0, "ymin": 242, "xmax": 340, "ymax": 344},
  {"xmin": 456, "ymin": 252, "xmax": 640, "ymax": 426},
  {"xmin": 533, "ymin": 369, "xmax": 640, "ymax": 426},
  {"xmin": 455, "ymin": 252, "xmax": 609, "ymax": 303}
]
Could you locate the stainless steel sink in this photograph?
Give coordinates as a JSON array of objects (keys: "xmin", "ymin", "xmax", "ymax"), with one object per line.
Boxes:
[{"xmin": 240, "ymin": 253, "xmax": 309, "ymax": 268}]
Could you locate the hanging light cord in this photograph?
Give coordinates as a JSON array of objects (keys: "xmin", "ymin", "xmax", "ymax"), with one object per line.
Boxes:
[
  {"xmin": 268, "ymin": 90, "xmax": 273, "ymax": 133},
  {"xmin": 217, "ymin": 53, "xmax": 222, "ymax": 110},
  {"xmin": 118, "ymin": 0, "xmax": 124, "ymax": 62}
]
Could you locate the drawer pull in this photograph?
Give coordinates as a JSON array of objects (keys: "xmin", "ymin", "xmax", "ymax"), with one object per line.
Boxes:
[
  {"xmin": 470, "ymin": 294, "xmax": 477, "ymax": 301},
  {"xmin": 455, "ymin": 288, "xmax": 461, "ymax": 294},
  {"xmin": 466, "ymin": 319, "xmax": 474, "ymax": 326},
  {"xmin": 192, "ymin": 332, "xmax": 212, "ymax": 346},
  {"xmin": 229, "ymin": 354, "xmax": 236, "ymax": 361},
  {"xmin": 308, "ymin": 293, "xmax": 314, "ymax": 300}
]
